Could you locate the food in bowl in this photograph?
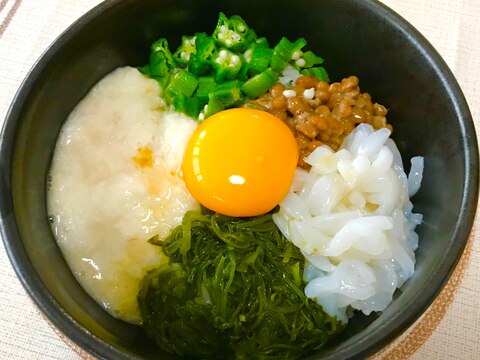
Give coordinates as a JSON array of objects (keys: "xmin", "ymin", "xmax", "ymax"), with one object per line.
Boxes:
[{"xmin": 46, "ymin": 12, "xmax": 423, "ymax": 358}]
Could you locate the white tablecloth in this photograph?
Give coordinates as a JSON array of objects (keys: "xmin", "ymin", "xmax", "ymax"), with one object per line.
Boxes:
[{"xmin": 1, "ymin": 1, "xmax": 479, "ymax": 358}]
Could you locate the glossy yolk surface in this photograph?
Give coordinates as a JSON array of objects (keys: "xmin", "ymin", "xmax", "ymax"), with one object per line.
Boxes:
[{"xmin": 182, "ymin": 108, "xmax": 298, "ymax": 217}]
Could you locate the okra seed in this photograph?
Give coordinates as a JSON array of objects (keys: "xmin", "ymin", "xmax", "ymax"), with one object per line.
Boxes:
[
  {"xmin": 283, "ymin": 90, "xmax": 296, "ymax": 98},
  {"xmin": 295, "ymin": 58, "xmax": 306, "ymax": 67},
  {"xmin": 303, "ymin": 88, "xmax": 315, "ymax": 100},
  {"xmin": 291, "ymin": 51, "xmax": 302, "ymax": 60},
  {"xmin": 244, "ymin": 49, "xmax": 253, "ymax": 62}
]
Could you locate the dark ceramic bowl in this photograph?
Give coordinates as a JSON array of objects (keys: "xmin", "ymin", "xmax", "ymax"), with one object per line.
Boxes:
[{"xmin": 0, "ymin": 0, "xmax": 478, "ymax": 359}]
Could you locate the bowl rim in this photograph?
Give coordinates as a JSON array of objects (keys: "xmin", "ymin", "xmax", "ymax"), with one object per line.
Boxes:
[{"xmin": 0, "ymin": 0, "xmax": 478, "ymax": 359}]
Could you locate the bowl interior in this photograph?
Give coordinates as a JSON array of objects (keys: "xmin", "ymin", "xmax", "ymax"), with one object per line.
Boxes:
[{"xmin": 1, "ymin": 0, "xmax": 477, "ymax": 359}]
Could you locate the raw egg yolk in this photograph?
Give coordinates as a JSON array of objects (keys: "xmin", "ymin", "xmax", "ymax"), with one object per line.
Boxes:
[{"xmin": 182, "ymin": 108, "xmax": 298, "ymax": 217}]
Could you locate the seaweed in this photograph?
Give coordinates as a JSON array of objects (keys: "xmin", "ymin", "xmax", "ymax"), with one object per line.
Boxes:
[{"xmin": 138, "ymin": 211, "xmax": 343, "ymax": 359}]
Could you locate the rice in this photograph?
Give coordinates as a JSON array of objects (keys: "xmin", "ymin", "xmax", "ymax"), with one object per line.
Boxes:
[{"xmin": 273, "ymin": 124, "xmax": 423, "ymax": 323}]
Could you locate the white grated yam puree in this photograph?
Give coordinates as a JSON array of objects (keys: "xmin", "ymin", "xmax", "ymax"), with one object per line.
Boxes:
[
  {"xmin": 47, "ymin": 67, "xmax": 199, "ymax": 324},
  {"xmin": 273, "ymin": 124, "xmax": 424, "ymax": 324}
]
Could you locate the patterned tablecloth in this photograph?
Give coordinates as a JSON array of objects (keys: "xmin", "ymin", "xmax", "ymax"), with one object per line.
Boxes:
[{"xmin": 0, "ymin": 1, "xmax": 479, "ymax": 359}]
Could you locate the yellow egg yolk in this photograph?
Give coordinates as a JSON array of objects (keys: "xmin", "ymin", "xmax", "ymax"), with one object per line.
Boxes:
[{"xmin": 182, "ymin": 108, "xmax": 299, "ymax": 217}]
